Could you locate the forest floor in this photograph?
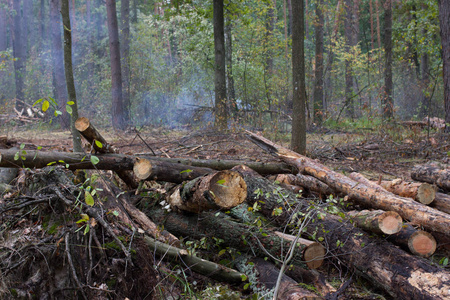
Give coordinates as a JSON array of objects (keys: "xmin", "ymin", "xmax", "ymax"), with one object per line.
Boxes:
[{"xmin": 1, "ymin": 122, "xmax": 450, "ymax": 299}]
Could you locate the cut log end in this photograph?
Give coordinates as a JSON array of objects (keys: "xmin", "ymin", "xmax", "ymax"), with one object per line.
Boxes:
[
  {"xmin": 378, "ymin": 211, "xmax": 403, "ymax": 235},
  {"xmin": 133, "ymin": 158, "xmax": 153, "ymax": 180},
  {"xmin": 74, "ymin": 117, "xmax": 90, "ymax": 132},
  {"xmin": 209, "ymin": 170, "xmax": 247, "ymax": 209},
  {"xmin": 303, "ymin": 242, "xmax": 325, "ymax": 270},
  {"xmin": 408, "ymin": 231, "xmax": 437, "ymax": 257},
  {"xmin": 416, "ymin": 183, "xmax": 436, "ymax": 205}
]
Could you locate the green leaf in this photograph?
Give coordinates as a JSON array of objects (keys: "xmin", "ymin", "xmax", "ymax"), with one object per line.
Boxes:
[
  {"xmin": 180, "ymin": 169, "xmax": 193, "ymax": 174},
  {"xmin": 47, "ymin": 161, "xmax": 56, "ymax": 166},
  {"xmin": 33, "ymin": 98, "xmax": 44, "ymax": 106},
  {"xmin": 112, "ymin": 210, "xmax": 119, "ymax": 217},
  {"xmin": 42, "ymin": 100, "xmax": 50, "ymax": 112},
  {"xmin": 54, "ymin": 110, "xmax": 62, "ymax": 116},
  {"xmin": 218, "ymin": 249, "xmax": 227, "ymax": 256},
  {"xmin": 90, "ymin": 155, "xmax": 100, "ymax": 165},
  {"xmin": 94, "ymin": 140, "xmax": 103, "ymax": 148},
  {"xmin": 240, "ymin": 274, "xmax": 247, "ymax": 281},
  {"xmin": 84, "ymin": 224, "xmax": 90, "ymax": 235},
  {"xmin": 216, "ymin": 179, "xmax": 225, "ymax": 185},
  {"xmin": 85, "ymin": 191, "xmax": 95, "ymax": 206},
  {"xmin": 67, "ymin": 101, "xmax": 75, "ymax": 105},
  {"xmin": 66, "ymin": 105, "xmax": 73, "ymax": 115},
  {"xmin": 20, "ymin": 143, "xmax": 25, "ymax": 150},
  {"xmin": 14, "ymin": 152, "xmax": 19, "ymax": 160},
  {"xmin": 243, "ymin": 283, "xmax": 250, "ymax": 290}
]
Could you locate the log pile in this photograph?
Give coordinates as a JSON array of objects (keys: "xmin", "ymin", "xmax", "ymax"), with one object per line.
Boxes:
[{"xmin": 1, "ymin": 121, "xmax": 449, "ymax": 299}]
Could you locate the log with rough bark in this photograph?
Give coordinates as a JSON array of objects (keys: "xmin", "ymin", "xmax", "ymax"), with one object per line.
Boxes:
[
  {"xmin": 245, "ymin": 131, "xmax": 450, "ymax": 237},
  {"xmin": 378, "ymin": 179, "xmax": 436, "ymax": 205},
  {"xmin": 388, "ymin": 223, "xmax": 437, "ymax": 257},
  {"xmin": 167, "ymin": 170, "xmax": 247, "ymax": 213},
  {"xmin": 235, "ymin": 257, "xmax": 322, "ymax": 299},
  {"xmin": 143, "ymin": 235, "xmax": 246, "ymax": 284},
  {"xmin": 347, "ymin": 209, "xmax": 403, "ymax": 235},
  {"xmin": 411, "ymin": 164, "xmax": 450, "ymax": 191},
  {"xmin": 145, "ymin": 205, "xmax": 314, "ymax": 269},
  {"xmin": 269, "ymin": 173, "xmax": 336, "ymax": 197},
  {"xmin": 433, "ymin": 192, "xmax": 450, "ymax": 215},
  {"xmin": 133, "ymin": 157, "xmax": 214, "ymax": 183}
]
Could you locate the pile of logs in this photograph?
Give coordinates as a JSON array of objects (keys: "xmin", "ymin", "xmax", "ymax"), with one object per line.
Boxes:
[{"xmin": 1, "ymin": 118, "xmax": 449, "ymax": 299}]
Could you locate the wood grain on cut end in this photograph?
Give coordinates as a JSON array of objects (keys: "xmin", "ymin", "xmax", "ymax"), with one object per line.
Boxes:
[
  {"xmin": 378, "ymin": 211, "xmax": 403, "ymax": 234},
  {"xmin": 209, "ymin": 170, "xmax": 247, "ymax": 209},
  {"xmin": 416, "ymin": 183, "xmax": 436, "ymax": 205},
  {"xmin": 74, "ymin": 117, "xmax": 90, "ymax": 132},
  {"xmin": 133, "ymin": 158, "xmax": 152, "ymax": 180},
  {"xmin": 408, "ymin": 231, "xmax": 437, "ymax": 257},
  {"xmin": 303, "ymin": 242, "xmax": 325, "ymax": 269}
]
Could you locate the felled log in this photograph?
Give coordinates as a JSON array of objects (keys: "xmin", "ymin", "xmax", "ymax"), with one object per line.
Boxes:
[
  {"xmin": 346, "ymin": 209, "xmax": 403, "ymax": 235},
  {"xmin": 284, "ymin": 267, "xmax": 335, "ymax": 297},
  {"xmin": 245, "ymin": 131, "xmax": 450, "ymax": 237},
  {"xmin": 146, "ymin": 205, "xmax": 313, "ymax": 269},
  {"xmin": 433, "ymin": 192, "xmax": 450, "ymax": 214},
  {"xmin": 235, "ymin": 257, "xmax": 322, "ymax": 299},
  {"xmin": 133, "ymin": 158, "xmax": 213, "ymax": 183},
  {"xmin": 143, "ymin": 235, "xmax": 245, "ymax": 284},
  {"xmin": 411, "ymin": 164, "xmax": 450, "ymax": 191},
  {"xmin": 379, "ymin": 179, "xmax": 436, "ymax": 205},
  {"xmin": 269, "ymin": 173, "xmax": 335, "ymax": 198},
  {"xmin": 388, "ymin": 223, "xmax": 437, "ymax": 257},
  {"xmin": 167, "ymin": 170, "xmax": 247, "ymax": 213}
]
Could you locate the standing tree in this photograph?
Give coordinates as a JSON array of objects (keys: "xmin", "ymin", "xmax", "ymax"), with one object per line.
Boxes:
[
  {"xmin": 120, "ymin": 0, "xmax": 130, "ymax": 125},
  {"xmin": 344, "ymin": 0, "xmax": 355, "ymax": 119},
  {"xmin": 291, "ymin": 0, "xmax": 306, "ymax": 154},
  {"xmin": 12, "ymin": 0, "xmax": 26, "ymax": 111},
  {"xmin": 213, "ymin": 0, "xmax": 227, "ymax": 131},
  {"xmin": 61, "ymin": 0, "xmax": 82, "ymax": 152},
  {"xmin": 313, "ymin": 0, "xmax": 324, "ymax": 124},
  {"xmin": 438, "ymin": 0, "xmax": 450, "ymax": 129},
  {"xmin": 383, "ymin": 0, "xmax": 393, "ymax": 119},
  {"xmin": 50, "ymin": 0, "xmax": 70, "ymax": 128},
  {"xmin": 225, "ymin": 18, "xmax": 237, "ymax": 116},
  {"xmin": 106, "ymin": 0, "xmax": 127, "ymax": 130},
  {"xmin": 0, "ymin": 1, "xmax": 7, "ymax": 51}
]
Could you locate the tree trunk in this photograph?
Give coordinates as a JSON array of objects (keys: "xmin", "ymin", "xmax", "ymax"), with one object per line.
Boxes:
[
  {"xmin": 438, "ymin": 0, "xmax": 450, "ymax": 128},
  {"xmin": 133, "ymin": 157, "xmax": 214, "ymax": 184},
  {"xmin": 213, "ymin": 0, "xmax": 227, "ymax": 131},
  {"xmin": 106, "ymin": 0, "xmax": 126, "ymax": 130},
  {"xmin": 21, "ymin": 0, "xmax": 30, "ymax": 59},
  {"xmin": 347, "ymin": 209, "xmax": 403, "ymax": 235},
  {"xmin": 291, "ymin": 0, "xmax": 306, "ymax": 154},
  {"xmin": 270, "ymin": 173, "xmax": 335, "ymax": 198},
  {"xmin": 50, "ymin": 0, "xmax": 70, "ymax": 129},
  {"xmin": 433, "ymin": 192, "xmax": 450, "ymax": 215},
  {"xmin": 411, "ymin": 164, "xmax": 450, "ymax": 191},
  {"xmin": 313, "ymin": 0, "xmax": 324, "ymax": 124},
  {"xmin": 120, "ymin": 0, "xmax": 130, "ymax": 125},
  {"xmin": 167, "ymin": 170, "xmax": 247, "ymax": 213},
  {"xmin": 383, "ymin": 0, "xmax": 393, "ymax": 119},
  {"xmin": 61, "ymin": 0, "xmax": 83, "ymax": 152},
  {"xmin": 225, "ymin": 19, "xmax": 237, "ymax": 115},
  {"xmin": 246, "ymin": 131, "xmax": 450, "ymax": 237},
  {"xmin": 388, "ymin": 223, "xmax": 437, "ymax": 257},
  {"xmin": 379, "ymin": 179, "xmax": 436, "ymax": 205},
  {"xmin": 0, "ymin": 2, "xmax": 7, "ymax": 51},
  {"xmin": 344, "ymin": 0, "xmax": 355, "ymax": 119},
  {"xmin": 12, "ymin": 0, "xmax": 25, "ymax": 111}
]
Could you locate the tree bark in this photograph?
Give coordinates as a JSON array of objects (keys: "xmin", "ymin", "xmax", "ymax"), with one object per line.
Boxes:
[
  {"xmin": 106, "ymin": 0, "xmax": 126, "ymax": 130},
  {"xmin": 0, "ymin": 2, "xmax": 7, "ymax": 51},
  {"xmin": 438, "ymin": 0, "xmax": 450, "ymax": 128},
  {"xmin": 246, "ymin": 131, "xmax": 450, "ymax": 237},
  {"xmin": 167, "ymin": 170, "xmax": 247, "ymax": 213},
  {"xmin": 50, "ymin": 0, "xmax": 70, "ymax": 128},
  {"xmin": 313, "ymin": 0, "xmax": 324, "ymax": 124},
  {"xmin": 61, "ymin": 0, "xmax": 83, "ymax": 152},
  {"xmin": 411, "ymin": 164, "xmax": 450, "ymax": 191},
  {"xmin": 344, "ymin": 0, "xmax": 355, "ymax": 119},
  {"xmin": 120, "ymin": 0, "xmax": 130, "ymax": 125},
  {"xmin": 433, "ymin": 192, "xmax": 450, "ymax": 215},
  {"xmin": 388, "ymin": 223, "xmax": 437, "ymax": 257},
  {"xmin": 347, "ymin": 209, "xmax": 403, "ymax": 235},
  {"xmin": 270, "ymin": 173, "xmax": 335, "ymax": 198},
  {"xmin": 224, "ymin": 19, "xmax": 237, "ymax": 115},
  {"xmin": 21, "ymin": 0, "xmax": 30, "ymax": 58},
  {"xmin": 383, "ymin": 0, "xmax": 393, "ymax": 119},
  {"xmin": 379, "ymin": 179, "xmax": 436, "ymax": 205},
  {"xmin": 133, "ymin": 157, "xmax": 214, "ymax": 184},
  {"xmin": 291, "ymin": 0, "xmax": 306, "ymax": 154},
  {"xmin": 213, "ymin": 0, "xmax": 227, "ymax": 131},
  {"xmin": 12, "ymin": 0, "xmax": 25, "ymax": 111}
]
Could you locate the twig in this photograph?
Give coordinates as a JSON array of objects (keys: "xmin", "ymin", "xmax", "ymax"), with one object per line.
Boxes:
[{"xmin": 65, "ymin": 233, "xmax": 88, "ymax": 300}]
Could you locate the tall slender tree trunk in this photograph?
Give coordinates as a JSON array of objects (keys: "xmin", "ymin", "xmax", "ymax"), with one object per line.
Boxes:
[
  {"xmin": 213, "ymin": 0, "xmax": 227, "ymax": 131},
  {"xmin": 132, "ymin": 0, "xmax": 137, "ymax": 23},
  {"xmin": 420, "ymin": 50, "xmax": 429, "ymax": 117},
  {"xmin": 264, "ymin": 0, "xmax": 276, "ymax": 112},
  {"xmin": 39, "ymin": 0, "xmax": 46, "ymax": 50},
  {"xmin": 0, "ymin": 1, "xmax": 7, "ymax": 51},
  {"xmin": 283, "ymin": 0, "xmax": 288, "ymax": 58},
  {"xmin": 106, "ymin": 0, "xmax": 126, "ymax": 130},
  {"xmin": 120, "ymin": 0, "xmax": 130, "ymax": 125},
  {"xmin": 225, "ymin": 19, "xmax": 236, "ymax": 115},
  {"xmin": 61, "ymin": 0, "xmax": 82, "ymax": 152},
  {"xmin": 291, "ymin": 0, "xmax": 306, "ymax": 154},
  {"xmin": 50, "ymin": 0, "xmax": 70, "ymax": 128},
  {"xmin": 369, "ymin": 0, "xmax": 374, "ymax": 50},
  {"xmin": 21, "ymin": 0, "xmax": 29, "ymax": 59},
  {"xmin": 344, "ymin": 0, "xmax": 355, "ymax": 119},
  {"xmin": 383, "ymin": 0, "xmax": 393, "ymax": 119},
  {"xmin": 288, "ymin": 0, "xmax": 292, "ymax": 36},
  {"xmin": 438, "ymin": 0, "xmax": 450, "ymax": 129},
  {"xmin": 313, "ymin": 0, "xmax": 324, "ymax": 124},
  {"xmin": 375, "ymin": 0, "xmax": 381, "ymax": 49},
  {"xmin": 12, "ymin": 0, "xmax": 25, "ymax": 111}
]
